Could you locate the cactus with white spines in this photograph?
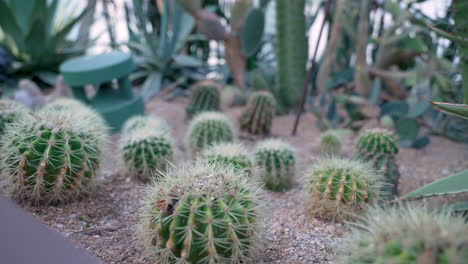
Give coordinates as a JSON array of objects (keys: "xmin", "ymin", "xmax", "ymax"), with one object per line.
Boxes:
[
  {"xmin": 339, "ymin": 205, "xmax": 468, "ymax": 264},
  {"xmin": 186, "ymin": 82, "xmax": 221, "ymax": 120},
  {"xmin": 319, "ymin": 130, "xmax": 342, "ymax": 155},
  {"xmin": 253, "ymin": 139, "xmax": 296, "ymax": 191},
  {"xmin": 0, "ymin": 108, "xmax": 108, "ymax": 204},
  {"xmin": 0, "ymin": 99, "xmax": 27, "ymax": 138},
  {"xmin": 122, "ymin": 115, "xmax": 170, "ymax": 135},
  {"xmin": 306, "ymin": 157, "xmax": 382, "ymax": 221},
  {"xmin": 185, "ymin": 111, "xmax": 235, "ymax": 156},
  {"xmin": 140, "ymin": 161, "xmax": 263, "ymax": 264},
  {"xmin": 240, "ymin": 91, "xmax": 276, "ymax": 135},
  {"xmin": 201, "ymin": 142, "xmax": 253, "ymax": 176}
]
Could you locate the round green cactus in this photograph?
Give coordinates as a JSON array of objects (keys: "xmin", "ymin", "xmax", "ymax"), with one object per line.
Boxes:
[
  {"xmin": 356, "ymin": 128, "xmax": 400, "ymax": 201},
  {"xmin": 122, "ymin": 115, "xmax": 170, "ymax": 135},
  {"xmin": 186, "ymin": 82, "xmax": 221, "ymax": 120},
  {"xmin": 0, "ymin": 99, "xmax": 27, "ymax": 138},
  {"xmin": 185, "ymin": 111, "xmax": 235, "ymax": 156},
  {"xmin": 339, "ymin": 205, "xmax": 468, "ymax": 264},
  {"xmin": 0, "ymin": 108, "xmax": 108, "ymax": 204},
  {"xmin": 306, "ymin": 157, "xmax": 382, "ymax": 221},
  {"xmin": 140, "ymin": 161, "xmax": 263, "ymax": 264},
  {"xmin": 319, "ymin": 130, "xmax": 342, "ymax": 155},
  {"xmin": 239, "ymin": 91, "xmax": 276, "ymax": 135},
  {"xmin": 253, "ymin": 139, "xmax": 296, "ymax": 191},
  {"xmin": 120, "ymin": 127, "xmax": 174, "ymax": 182},
  {"xmin": 201, "ymin": 142, "xmax": 253, "ymax": 175}
]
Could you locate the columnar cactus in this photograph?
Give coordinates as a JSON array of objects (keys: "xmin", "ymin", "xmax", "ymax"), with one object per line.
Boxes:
[
  {"xmin": 140, "ymin": 161, "xmax": 263, "ymax": 264},
  {"xmin": 339, "ymin": 206, "xmax": 468, "ymax": 264},
  {"xmin": 306, "ymin": 157, "xmax": 382, "ymax": 220},
  {"xmin": 122, "ymin": 115, "xmax": 170, "ymax": 135},
  {"xmin": 239, "ymin": 91, "xmax": 276, "ymax": 135},
  {"xmin": 0, "ymin": 99, "xmax": 27, "ymax": 137},
  {"xmin": 356, "ymin": 128, "xmax": 400, "ymax": 201},
  {"xmin": 253, "ymin": 139, "xmax": 296, "ymax": 191},
  {"xmin": 0, "ymin": 108, "xmax": 108, "ymax": 204},
  {"xmin": 185, "ymin": 111, "xmax": 235, "ymax": 156},
  {"xmin": 319, "ymin": 130, "xmax": 342, "ymax": 155},
  {"xmin": 201, "ymin": 142, "xmax": 253, "ymax": 176},
  {"xmin": 186, "ymin": 82, "xmax": 221, "ymax": 119}
]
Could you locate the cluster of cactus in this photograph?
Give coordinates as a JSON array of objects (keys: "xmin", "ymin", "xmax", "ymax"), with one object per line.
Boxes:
[
  {"xmin": 201, "ymin": 142, "xmax": 253, "ymax": 176},
  {"xmin": 356, "ymin": 128, "xmax": 400, "ymax": 201},
  {"xmin": 306, "ymin": 157, "xmax": 382, "ymax": 221},
  {"xmin": 319, "ymin": 130, "xmax": 342, "ymax": 155},
  {"xmin": 0, "ymin": 107, "xmax": 108, "ymax": 204},
  {"xmin": 140, "ymin": 161, "xmax": 263, "ymax": 264},
  {"xmin": 340, "ymin": 205, "xmax": 468, "ymax": 263},
  {"xmin": 0, "ymin": 99, "xmax": 27, "ymax": 138},
  {"xmin": 120, "ymin": 116, "xmax": 174, "ymax": 182},
  {"xmin": 185, "ymin": 81, "xmax": 220, "ymax": 120},
  {"xmin": 253, "ymin": 139, "xmax": 296, "ymax": 191},
  {"xmin": 239, "ymin": 91, "xmax": 276, "ymax": 135},
  {"xmin": 185, "ymin": 111, "xmax": 235, "ymax": 156}
]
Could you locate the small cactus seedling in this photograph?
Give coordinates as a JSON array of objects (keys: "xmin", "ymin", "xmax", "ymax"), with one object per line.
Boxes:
[
  {"xmin": 140, "ymin": 161, "xmax": 263, "ymax": 264},
  {"xmin": 356, "ymin": 128, "xmax": 400, "ymax": 201},
  {"xmin": 185, "ymin": 111, "xmax": 235, "ymax": 156},
  {"xmin": 254, "ymin": 139, "xmax": 296, "ymax": 191},
  {"xmin": 239, "ymin": 91, "xmax": 276, "ymax": 135},
  {"xmin": 201, "ymin": 142, "xmax": 253, "ymax": 175},
  {"xmin": 339, "ymin": 205, "xmax": 468, "ymax": 264},
  {"xmin": 185, "ymin": 82, "xmax": 221, "ymax": 119},
  {"xmin": 0, "ymin": 99, "xmax": 27, "ymax": 138},
  {"xmin": 0, "ymin": 108, "xmax": 108, "ymax": 204},
  {"xmin": 120, "ymin": 127, "xmax": 174, "ymax": 182},
  {"xmin": 122, "ymin": 115, "xmax": 170, "ymax": 135},
  {"xmin": 319, "ymin": 131, "xmax": 342, "ymax": 155},
  {"xmin": 306, "ymin": 157, "xmax": 382, "ymax": 221}
]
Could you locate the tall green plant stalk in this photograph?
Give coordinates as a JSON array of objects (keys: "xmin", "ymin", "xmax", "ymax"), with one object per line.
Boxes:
[{"xmin": 354, "ymin": 0, "xmax": 371, "ymax": 97}]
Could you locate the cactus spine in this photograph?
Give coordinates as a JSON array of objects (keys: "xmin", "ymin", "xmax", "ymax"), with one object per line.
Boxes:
[
  {"xmin": 185, "ymin": 111, "xmax": 235, "ymax": 156},
  {"xmin": 339, "ymin": 205, "xmax": 468, "ymax": 264},
  {"xmin": 0, "ymin": 99, "xmax": 27, "ymax": 138},
  {"xmin": 239, "ymin": 91, "xmax": 276, "ymax": 135},
  {"xmin": 254, "ymin": 139, "xmax": 296, "ymax": 191},
  {"xmin": 306, "ymin": 157, "xmax": 382, "ymax": 221},
  {"xmin": 319, "ymin": 131, "xmax": 342, "ymax": 155},
  {"xmin": 186, "ymin": 81, "xmax": 221, "ymax": 120},
  {"xmin": 275, "ymin": 0, "xmax": 307, "ymax": 107},
  {"xmin": 356, "ymin": 128, "xmax": 400, "ymax": 201},
  {"xmin": 201, "ymin": 142, "xmax": 253, "ymax": 176},
  {"xmin": 0, "ymin": 108, "xmax": 108, "ymax": 204},
  {"xmin": 140, "ymin": 161, "xmax": 263, "ymax": 264}
]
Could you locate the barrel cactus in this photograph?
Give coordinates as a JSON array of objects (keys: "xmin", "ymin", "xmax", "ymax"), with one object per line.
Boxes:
[
  {"xmin": 239, "ymin": 91, "xmax": 276, "ymax": 135},
  {"xmin": 140, "ymin": 161, "xmax": 263, "ymax": 264},
  {"xmin": 186, "ymin": 82, "xmax": 221, "ymax": 120},
  {"xmin": 0, "ymin": 108, "xmax": 108, "ymax": 204},
  {"xmin": 0, "ymin": 99, "xmax": 27, "ymax": 137},
  {"xmin": 306, "ymin": 157, "xmax": 382, "ymax": 221},
  {"xmin": 254, "ymin": 139, "xmax": 296, "ymax": 191},
  {"xmin": 319, "ymin": 130, "xmax": 342, "ymax": 155},
  {"xmin": 201, "ymin": 142, "xmax": 253, "ymax": 176},
  {"xmin": 122, "ymin": 115, "xmax": 170, "ymax": 135},
  {"xmin": 339, "ymin": 205, "xmax": 468, "ymax": 264},
  {"xmin": 185, "ymin": 111, "xmax": 235, "ymax": 156},
  {"xmin": 356, "ymin": 128, "xmax": 400, "ymax": 201}
]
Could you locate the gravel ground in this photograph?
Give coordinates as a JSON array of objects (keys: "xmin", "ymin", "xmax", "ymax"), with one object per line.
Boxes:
[{"xmin": 1, "ymin": 97, "xmax": 467, "ymax": 264}]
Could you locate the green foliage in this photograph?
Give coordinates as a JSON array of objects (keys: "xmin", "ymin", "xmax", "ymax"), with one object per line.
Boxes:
[
  {"xmin": 319, "ymin": 131, "xmax": 342, "ymax": 155},
  {"xmin": 356, "ymin": 128, "xmax": 400, "ymax": 201},
  {"xmin": 424, "ymin": 98, "xmax": 468, "ymax": 120},
  {"xmin": 0, "ymin": 108, "xmax": 108, "ymax": 204},
  {"xmin": 239, "ymin": 91, "xmax": 276, "ymax": 135},
  {"xmin": 0, "ymin": 0, "xmax": 88, "ymax": 85},
  {"xmin": 186, "ymin": 83, "xmax": 220, "ymax": 119},
  {"xmin": 201, "ymin": 142, "xmax": 253, "ymax": 176},
  {"xmin": 0, "ymin": 99, "xmax": 27, "ymax": 138},
  {"xmin": 306, "ymin": 157, "xmax": 382, "ymax": 221},
  {"xmin": 140, "ymin": 161, "xmax": 263, "ymax": 263},
  {"xmin": 185, "ymin": 111, "xmax": 235, "ymax": 156},
  {"xmin": 339, "ymin": 205, "xmax": 468, "ymax": 264},
  {"xmin": 254, "ymin": 139, "xmax": 296, "ymax": 192},
  {"xmin": 402, "ymin": 170, "xmax": 468, "ymax": 200},
  {"xmin": 240, "ymin": 8, "xmax": 265, "ymax": 57}
]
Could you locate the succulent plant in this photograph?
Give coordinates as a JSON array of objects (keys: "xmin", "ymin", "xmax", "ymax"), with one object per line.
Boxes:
[
  {"xmin": 339, "ymin": 205, "xmax": 468, "ymax": 264},
  {"xmin": 140, "ymin": 161, "xmax": 263, "ymax": 264},
  {"xmin": 122, "ymin": 115, "xmax": 170, "ymax": 136},
  {"xmin": 0, "ymin": 99, "xmax": 27, "ymax": 138},
  {"xmin": 319, "ymin": 131, "xmax": 342, "ymax": 155},
  {"xmin": 186, "ymin": 82, "xmax": 221, "ymax": 120},
  {"xmin": 185, "ymin": 111, "xmax": 235, "ymax": 156},
  {"xmin": 0, "ymin": 108, "xmax": 108, "ymax": 204},
  {"xmin": 201, "ymin": 142, "xmax": 253, "ymax": 176},
  {"xmin": 253, "ymin": 139, "xmax": 296, "ymax": 191},
  {"xmin": 306, "ymin": 157, "xmax": 382, "ymax": 221},
  {"xmin": 356, "ymin": 128, "xmax": 400, "ymax": 201},
  {"xmin": 239, "ymin": 91, "xmax": 276, "ymax": 135}
]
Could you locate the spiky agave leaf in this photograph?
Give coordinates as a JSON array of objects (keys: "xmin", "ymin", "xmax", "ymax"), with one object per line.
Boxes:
[
  {"xmin": 338, "ymin": 205, "xmax": 468, "ymax": 264},
  {"xmin": 201, "ymin": 142, "xmax": 253, "ymax": 176},
  {"xmin": 122, "ymin": 115, "xmax": 171, "ymax": 136},
  {"xmin": 139, "ymin": 161, "xmax": 264, "ymax": 264}
]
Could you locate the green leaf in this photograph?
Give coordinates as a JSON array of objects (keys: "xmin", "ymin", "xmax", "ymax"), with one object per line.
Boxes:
[
  {"xmin": 395, "ymin": 118, "xmax": 419, "ymax": 141},
  {"xmin": 0, "ymin": 1, "xmax": 25, "ymax": 51},
  {"xmin": 402, "ymin": 170, "xmax": 468, "ymax": 200},
  {"xmin": 240, "ymin": 8, "xmax": 265, "ymax": 57},
  {"xmin": 407, "ymin": 99, "xmax": 430, "ymax": 118},
  {"xmin": 424, "ymin": 97, "xmax": 468, "ymax": 120},
  {"xmin": 141, "ymin": 72, "xmax": 163, "ymax": 101}
]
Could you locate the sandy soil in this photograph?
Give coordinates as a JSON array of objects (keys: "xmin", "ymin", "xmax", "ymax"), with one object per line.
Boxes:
[{"xmin": 1, "ymin": 97, "xmax": 467, "ymax": 264}]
